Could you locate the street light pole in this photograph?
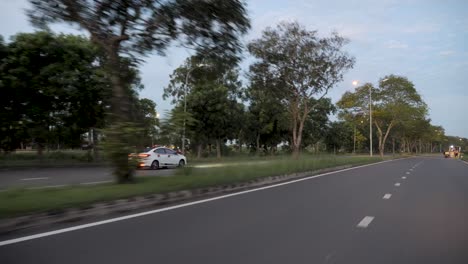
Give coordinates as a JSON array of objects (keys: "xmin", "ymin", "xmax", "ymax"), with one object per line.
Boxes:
[
  {"xmin": 182, "ymin": 68, "xmax": 193, "ymax": 154},
  {"xmin": 369, "ymin": 85, "xmax": 373, "ymax": 157},
  {"xmin": 352, "ymin": 80, "xmax": 359, "ymax": 155},
  {"xmin": 353, "ymin": 79, "xmax": 375, "ymax": 157},
  {"xmin": 353, "ymin": 125, "xmax": 356, "ymax": 154}
]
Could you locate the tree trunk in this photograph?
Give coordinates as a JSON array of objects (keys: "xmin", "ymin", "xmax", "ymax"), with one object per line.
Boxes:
[
  {"xmin": 106, "ymin": 51, "xmax": 134, "ymax": 183},
  {"xmin": 256, "ymin": 134, "xmax": 260, "ymax": 156},
  {"xmin": 238, "ymin": 130, "xmax": 243, "ymax": 153},
  {"xmin": 291, "ymin": 115, "xmax": 299, "ymax": 158},
  {"xmin": 375, "ymin": 121, "xmax": 394, "ymax": 158},
  {"xmin": 93, "ymin": 128, "xmax": 100, "ymax": 161},
  {"xmin": 37, "ymin": 143, "xmax": 43, "ymax": 157},
  {"xmin": 216, "ymin": 138, "xmax": 221, "ymax": 159},
  {"xmin": 292, "ymin": 108, "xmax": 307, "ymax": 159},
  {"xmin": 197, "ymin": 143, "xmax": 202, "ymax": 159}
]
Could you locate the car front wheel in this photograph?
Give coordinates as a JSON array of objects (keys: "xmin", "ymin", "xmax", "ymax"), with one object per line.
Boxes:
[
  {"xmin": 178, "ymin": 160, "xmax": 185, "ymax": 167},
  {"xmin": 151, "ymin": 160, "xmax": 159, "ymax": 170}
]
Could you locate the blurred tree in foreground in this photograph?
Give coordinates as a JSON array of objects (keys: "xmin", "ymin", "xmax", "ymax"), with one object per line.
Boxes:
[{"xmin": 29, "ymin": 0, "xmax": 250, "ymax": 182}]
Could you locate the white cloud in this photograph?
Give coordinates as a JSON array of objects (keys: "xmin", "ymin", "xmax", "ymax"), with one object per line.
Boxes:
[{"xmin": 386, "ymin": 40, "xmax": 408, "ymax": 49}]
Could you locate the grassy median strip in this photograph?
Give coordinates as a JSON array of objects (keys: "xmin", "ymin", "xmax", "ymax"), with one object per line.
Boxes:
[{"xmin": 0, "ymin": 155, "xmax": 384, "ymax": 219}]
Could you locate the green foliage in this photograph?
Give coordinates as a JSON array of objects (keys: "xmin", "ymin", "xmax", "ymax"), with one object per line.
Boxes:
[
  {"xmin": 324, "ymin": 121, "xmax": 353, "ymax": 152},
  {"xmin": 163, "ymin": 55, "xmax": 245, "ymax": 158},
  {"xmin": 0, "ymin": 32, "xmax": 110, "ymax": 152},
  {"xmin": 29, "ymin": 0, "xmax": 250, "ymax": 60},
  {"xmin": 28, "ymin": 0, "xmax": 250, "ymax": 182},
  {"xmin": 301, "ymin": 98, "xmax": 337, "ymax": 147},
  {"xmin": 131, "ymin": 98, "xmax": 159, "ymax": 148},
  {"xmin": 101, "ymin": 122, "xmax": 143, "ymax": 182},
  {"xmin": 248, "ymin": 21, "xmax": 354, "ymax": 156},
  {"xmin": 337, "ymin": 75, "xmax": 428, "ymax": 156},
  {"xmin": 0, "ymin": 155, "xmax": 383, "ymax": 218}
]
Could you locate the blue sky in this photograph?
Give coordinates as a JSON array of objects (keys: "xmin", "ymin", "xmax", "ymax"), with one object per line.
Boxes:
[{"xmin": 1, "ymin": 0, "xmax": 467, "ymax": 137}]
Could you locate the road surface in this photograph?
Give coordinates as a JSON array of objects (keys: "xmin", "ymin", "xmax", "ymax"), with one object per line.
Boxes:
[
  {"xmin": 0, "ymin": 157, "xmax": 467, "ymax": 263},
  {"xmin": 0, "ymin": 167, "xmax": 174, "ymax": 189}
]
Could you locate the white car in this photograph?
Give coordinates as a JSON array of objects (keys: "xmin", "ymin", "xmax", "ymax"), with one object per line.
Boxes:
[{"xmin": 136, "ymin": 147, "xmax": 187, "ymax": 169}]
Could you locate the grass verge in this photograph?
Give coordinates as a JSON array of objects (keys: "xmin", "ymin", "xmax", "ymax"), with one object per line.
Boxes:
[{"xmin": 0, "ymin": 155, "xmax": 386, "ymax": 219}]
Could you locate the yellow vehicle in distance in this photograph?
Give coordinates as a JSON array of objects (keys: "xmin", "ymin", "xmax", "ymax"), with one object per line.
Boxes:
[{"xmin": 444, "ymin": 145, "xmax": 462, "ymax": 159}]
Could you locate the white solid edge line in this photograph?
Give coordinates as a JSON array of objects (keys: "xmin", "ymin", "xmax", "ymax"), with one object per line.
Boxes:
[
  {"xmin": 27, "ymin": 185, "xmax": 67, "ymax": 190},
  {"xmin": 357, "ymin": 216, "xmax": 375, "ymax": 228},
  {"xmin": 382, "ymin": 193, "xmax": 392, "ymax": 199},
  {"xmin": 0, "ymin": 159, "xmax": 398, "ymax": 247},
  {"xmin": 80, "ymin": 181, "xmax": 113, "ymax": 185},
  {"xmin": 20, "ymin": 177, "xmax": 49, "ymax": 181}
]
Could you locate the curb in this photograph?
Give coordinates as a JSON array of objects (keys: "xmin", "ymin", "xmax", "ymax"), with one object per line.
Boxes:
[{"xmin": 0, "ymin": 164, "xmax": 367, "ymax": 235}]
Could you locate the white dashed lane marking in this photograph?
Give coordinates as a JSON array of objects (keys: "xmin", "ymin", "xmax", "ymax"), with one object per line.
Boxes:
[
  {"xmin": 402, "ymin": 176, "xmax": 407, "ymax": 179},
  {"xmin": 383, "ymin": 194, "xmax": 392, "ymax": 199},
  {"xmin": 27, "ymin": 185, "xmax": 66, "ymax": 190},
  {"xmin": 357, "ymin": 216, "xmax": 375, "ymax": 228},
  {"xmin": 395, "ymin": 182, "xmax": 401, "ymax": 187}
]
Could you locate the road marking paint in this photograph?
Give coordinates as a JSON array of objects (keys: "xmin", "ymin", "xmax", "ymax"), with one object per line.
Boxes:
[
  {"xmin": 80, "ymin": 180, "xmax": 112, "ymax": 185},
  {"xmin": 20, "ymin": 177, "xmax": 49, "ymax": 181},
  {"xmin": 395, "ymin": 182, "xmax": 401, "ymax": 186},
  {"xmin": 383, "ymin": 194, "xmax": 392, "ymax": 199},
  {"xmin": 406, "ymin": 172, "xmax": 410, "ymax": 175},
  {"xmin": 27, "ymin": 185, "xmax": 67, "ymax": 190},
  {"xmin": 402, "ymin": 176, "xmax": 407, "ymax": 179},
  {"xmin": 409, "ymin": 168, "xmax": 413, "ymax": 171},
  {"xmin": 0, "ymin": 158, "xmax": 402, "ymax": 247},
  {"xmin": 357, "ymin": 216, "xmax": 375, "ymax": 228},
  {"xmin": 413, "ymin": 160, "xmax": 424, "ymax": 168}
]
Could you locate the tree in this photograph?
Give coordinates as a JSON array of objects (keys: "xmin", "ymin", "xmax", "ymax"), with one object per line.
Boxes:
[
  {"xmin": 29, "ymin": 0, "xmax": 250, "ymax": 182},
  {"xmin": 164, "ymin": 55, "xmax": 244, "ymax": 158},
  {"xmin": 248, "ymin": 22, "xmax": 354, "ymax": 157},
  {"xmin": 0, "ymin": 32, "xmax": 110, "ymax": 154},
  {"xmin": 338, "ymin": 75, "xmax": 427, "ymax": 157},
  {"xmin": 245, "ymin": 62, "xmax": 289, "ymax": 155},
  {"xmin": 324, "ymin": 121, "xmax": 353, "ymax": 153},
  {"xmin": 131, "ymin": 98, "xmax": 159, "ymax": 148},
  {"xmin": 301, "ymin": 97, "xmax": 336, "ymax": 150}
]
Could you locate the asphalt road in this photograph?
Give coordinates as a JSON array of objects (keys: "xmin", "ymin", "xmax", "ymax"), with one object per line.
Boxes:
[
  {"xmin": 0, "ymin": 167, "xmax": 175, "ymax": 189},
  {"xmin": 1, "ymin": 157, "xmax": 467, "ymax": 264}
]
